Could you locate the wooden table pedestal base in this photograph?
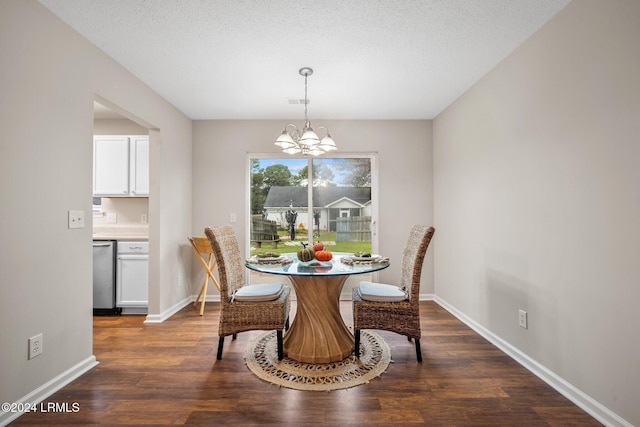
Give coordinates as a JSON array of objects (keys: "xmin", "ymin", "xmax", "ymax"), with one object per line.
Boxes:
[{"xmin": 283, "ymin": 275, "xmax": 354, "ymax": 363}]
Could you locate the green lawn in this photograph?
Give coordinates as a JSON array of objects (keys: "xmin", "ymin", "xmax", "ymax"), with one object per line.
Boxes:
[{"xmin": 251, "ymin": 230, "xmax": 371, "ymax": 256}]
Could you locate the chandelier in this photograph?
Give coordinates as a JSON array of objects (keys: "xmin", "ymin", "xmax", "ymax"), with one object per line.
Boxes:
[{"xmin": 274, "ymin": 67, "xmax": 337, "ymax": 156}]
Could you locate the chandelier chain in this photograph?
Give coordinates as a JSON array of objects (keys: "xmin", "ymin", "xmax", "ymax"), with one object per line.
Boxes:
[{"xmin": 304, "ymin": 73, "xmax": 309, "ymax": 122}]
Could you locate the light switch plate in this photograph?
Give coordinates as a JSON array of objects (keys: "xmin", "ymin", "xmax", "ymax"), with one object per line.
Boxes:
[{"xmin": 68, "ymin": 210, "xmax": 85, "ymax": 229}]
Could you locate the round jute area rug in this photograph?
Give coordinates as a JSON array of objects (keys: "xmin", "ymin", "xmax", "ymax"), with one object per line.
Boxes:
[{"xmin": 244, "ymin": 330, "xmax": 390, "ymax": 391}]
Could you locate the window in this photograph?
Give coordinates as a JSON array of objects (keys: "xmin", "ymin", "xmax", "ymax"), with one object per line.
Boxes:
[
  {"xmin": 248, "ymin": 153, "xmax": 378, "ymax": 294},
  {"xmin": 248, "ymin": 154, "xmax": 378, "ymax": 293}
]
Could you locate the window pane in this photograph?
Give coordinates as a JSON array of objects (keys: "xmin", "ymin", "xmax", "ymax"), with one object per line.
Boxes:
[
  {"xmin": 312, "ymin": 158, "xmax": 372, "ymax": 255},
  {"xmin": 250, "ymin": 158, "xmax": 307, "ymax": 252}
]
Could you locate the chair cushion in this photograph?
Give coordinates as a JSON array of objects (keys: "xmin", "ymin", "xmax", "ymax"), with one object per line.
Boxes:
[
  {"xmin": 233, "ymin": 282, "xmax": 284, "ymax": 302},
  {"xmin": 358, "ymin": 281, "xmax": 407, "ymax": 302}
]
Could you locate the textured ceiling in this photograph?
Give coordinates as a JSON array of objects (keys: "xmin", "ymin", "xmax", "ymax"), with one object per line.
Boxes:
[{"xmin": 39, "ymin": 0, "xmax": 572, "ymax": 120}]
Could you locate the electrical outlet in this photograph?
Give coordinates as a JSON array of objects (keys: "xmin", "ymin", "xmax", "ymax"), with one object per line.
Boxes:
[
  {"xmin": 519, "ymin": 309, "xmax": 528, "ymax": 329},
  {"xmin": 229, "ymin": 212, "xmax": 237, "ymax": 223},
  {"xmin": 140, "ymin": 213, "xmax": 148, "ymax": 223},
  {"xmin": 106, "ymin": 213, "xmax": 117, "ymax": 224},
  {"xmin": 28, "ymin": 333, "xmax": 43, "ymax": 359},
  {"xmin": 68, "ymin": 210, "xmax": 85, "ymax": 229}
]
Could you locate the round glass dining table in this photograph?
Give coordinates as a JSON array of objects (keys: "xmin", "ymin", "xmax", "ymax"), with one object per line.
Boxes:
[{"xmin": 245, "ymin": 252, "xmax": 389, "ymax": 363}]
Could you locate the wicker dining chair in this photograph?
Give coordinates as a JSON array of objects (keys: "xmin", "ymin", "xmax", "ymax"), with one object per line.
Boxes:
[
  {"xmin": 204, "ymin": 226, "xmax": 291, "ymax": 360},
  {"xmin": 352, "ymin": 225, "xmax": 435, "ymax": 362}
]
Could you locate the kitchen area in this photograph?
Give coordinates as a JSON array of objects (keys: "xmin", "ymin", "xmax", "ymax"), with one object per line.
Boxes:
[{"xmin": 92, "ymin": 108, "xmax": 150, "ymax": 315}]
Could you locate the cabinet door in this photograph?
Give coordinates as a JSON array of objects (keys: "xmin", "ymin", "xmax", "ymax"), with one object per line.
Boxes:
[
  {"xmin": 116, "ymin": 255, "xmax": 149, "ymax": 307},
  {"xmin": 93, "ymin": 136, "xmax": 130, "ymax": 196},
  {"xmin": 130, "ymin": 136, "xmax": 149, "ymax": 196}
]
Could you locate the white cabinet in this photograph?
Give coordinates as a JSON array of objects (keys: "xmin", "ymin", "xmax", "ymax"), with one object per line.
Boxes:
[
  {"xmin": 116, "ymin": 241, "xmax": 149, "ymax": 310},
  {"xmin": 93, "ymin": 136, "xmax": 130, "ymax": 196},
  {"xmin": 129, "ymin": 136, "xmax": 149, "ymax": 196},
  {"xmin": 93, "ymin": 135, "xmax": 149, "ymax": 196}
]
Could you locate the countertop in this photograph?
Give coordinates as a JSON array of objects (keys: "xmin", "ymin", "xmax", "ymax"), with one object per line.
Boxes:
[
  {"xmin": 93, "ymin": 225, "xmax": 148, "ymax": 241},
  {"xmin": 93, "ymin": 234, "xmax": 148, "ymax": 241}
]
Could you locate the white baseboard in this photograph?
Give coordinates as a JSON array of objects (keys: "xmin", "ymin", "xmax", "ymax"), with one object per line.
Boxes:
[
  {"xmin": 433, "ymin": 296, "xmax": 632, "ymax": 427},
  {"xmin": 144, "ymin": 296, "xmax": 194, "ymax": 323},
  {"xmin": 0, "ymin": 356, "xmax": 98, "ymax": 427},
  {"xmin": 144, "ymin": 294, "xmax": 222, "ymax": 323}
]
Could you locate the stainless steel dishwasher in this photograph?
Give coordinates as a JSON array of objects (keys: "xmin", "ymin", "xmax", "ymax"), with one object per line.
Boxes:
[{"xmin": 92, "ymin": 240, "xmax": 121, "ymax": 315}]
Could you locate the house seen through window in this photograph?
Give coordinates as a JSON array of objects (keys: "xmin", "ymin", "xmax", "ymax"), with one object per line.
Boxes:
[{"xmin": 249, "ymin": 156, "xmax": 376, "ymax": 257}]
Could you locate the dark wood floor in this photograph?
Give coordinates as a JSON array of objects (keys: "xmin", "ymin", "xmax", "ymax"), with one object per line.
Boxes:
[{"xmin": 12, "ymin": 301, "xmax": 600, "ymax": 426}]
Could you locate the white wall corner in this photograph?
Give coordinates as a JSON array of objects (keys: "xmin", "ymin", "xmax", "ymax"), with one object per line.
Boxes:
[{"xmin": 144, "ymin": 296, "xmax": 194, "ymax": 323}]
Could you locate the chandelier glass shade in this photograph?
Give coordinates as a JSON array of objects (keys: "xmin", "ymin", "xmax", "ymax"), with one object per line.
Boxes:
[{"xmin": 274, "ymin": 67, "xmax": 337, "ymax": 156}]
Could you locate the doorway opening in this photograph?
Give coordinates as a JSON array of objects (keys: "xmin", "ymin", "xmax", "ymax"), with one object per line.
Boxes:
[{"xmin": 91, "ymin": 98, "xmax": 155, "ymax": 327}]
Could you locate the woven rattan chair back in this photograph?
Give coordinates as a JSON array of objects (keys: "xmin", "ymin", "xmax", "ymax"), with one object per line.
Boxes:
[
  {"xmin": 352, "ymin": 225, "xmax": 435, "ymax": 361},
  {"xmin": 204, "ymin": 225, "xmax": 291, "ymax": 361},
  {"xmin": 204, "ymin": 226, "xmax": 244, "ymax": 305},
  {"xmin": 400, "ymin": 225, "xmax": 436, "ymax": 305}
]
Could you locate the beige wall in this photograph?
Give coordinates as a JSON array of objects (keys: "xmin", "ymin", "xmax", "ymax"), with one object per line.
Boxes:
[
  {"xmin": 433, "ymin": 1, "xmax": 639, "ymax": 425},
  {"xmin": 191, "ymin": 120, "xmax": 434, "ymax": 296},
  {"xmin": 94, "ymin": 117, "xmax": 147, "ymax": 135},
  {"xmin": 0, "ymin": 0, "xmax": 192, "ymax": 417}
]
